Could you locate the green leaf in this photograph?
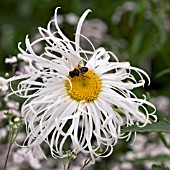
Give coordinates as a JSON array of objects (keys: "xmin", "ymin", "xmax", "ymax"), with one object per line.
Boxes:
[
  {"xmin": 122, "ymin": 121, "xmax": 170, "ymax": 133},
  {"xmin": 152, "ymin": 164, "xmax": 170, "ymax": 170},
  {"xmin": 129, "ymin": 155, "xmax": 170, "ymax": 165},
  {"xmin": 155, "ymin": 69, "xmax": 170, "ymax": 79},
  {"xmin": 157, "ymin": 132, "xmax": 170, "ymax": 149}
]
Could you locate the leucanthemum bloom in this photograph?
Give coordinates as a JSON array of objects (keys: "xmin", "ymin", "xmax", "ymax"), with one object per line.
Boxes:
[{"xmin": 8, "ymin": 7, "xmax": 157, "ymax": 162}]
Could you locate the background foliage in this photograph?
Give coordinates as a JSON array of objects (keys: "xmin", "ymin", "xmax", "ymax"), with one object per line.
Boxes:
[{"xmin": 0, "ymin": 0, "xmax": 170, "ymax": 170}]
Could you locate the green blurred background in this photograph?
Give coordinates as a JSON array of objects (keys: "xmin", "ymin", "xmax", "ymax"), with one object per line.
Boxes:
[{"xmin": 0, "ymin": 0, "xmax": 170, "ymax": 169}]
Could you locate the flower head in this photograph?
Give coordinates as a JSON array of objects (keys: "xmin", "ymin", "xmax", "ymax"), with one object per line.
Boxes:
[{"xmin": 8, "ymin": 7, "xmax": 157, "ymax": 162}]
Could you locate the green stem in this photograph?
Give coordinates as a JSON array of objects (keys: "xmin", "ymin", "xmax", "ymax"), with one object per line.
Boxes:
[
  {"xmin": 12, "ymin": 129, "xmax": 20, "ymax": 144},
  {"xmin": 80, "ymin": 158, "xmax": 91, "ymax": 170},
  {"xmin": 3, "ymin": 128, "xmax": 20, "ymax": 170},
  {"xmin": 63, "ymin": 158, "xmax": 72, "ymax": 170},
  {"xmin": 63, "ymin": 160, "xmax": 66, "ymax": 170},
  {"xmin": 67, "ymin": 160, "xmax": 72, "ymax": 170},
  {"xmin": 3, "ymin": 130, "xmax": 15, "ymax": 170}
]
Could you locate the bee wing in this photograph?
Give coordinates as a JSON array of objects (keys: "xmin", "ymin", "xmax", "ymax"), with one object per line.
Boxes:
[{"xmin": 77, "ymin": 60, "xmax": 84, "ymax": 67}]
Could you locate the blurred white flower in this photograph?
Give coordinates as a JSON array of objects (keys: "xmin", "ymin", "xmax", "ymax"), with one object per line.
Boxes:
[
  {"xmin": 0, "ymin": 128, "xmax": 7, "ymax": 140},
  {"xmin": 151, "ymin": 96, "xmax": 170, "ymax": 113},
  {"xmin": 122, "ymin": 1, "xmax": 137, "ymax": 11},
  {"xmin": 81, "ymin": 19, "xmax": 108, "ymax": 48},
  {"xmin": 121, "ymin": 133, "xmax": 170, "ymax": 169},
  {"xmin": 66, "ymin": 13, "xmax": 78, "ymax": 25},
  {"xmin": 120, "ymin": 162, "xmax": 133, "ymax": 170},
  {"xmin": 5, "ymin": 56, "xmax": 17, "ymax": 64},
  {"xmin": 131, "ymin": 134, "xmax": 147, "ymax": 152},
  {"xmin": 15, "ymin": 133, "xmax": 26, "ymax": 143},
  {"xmin": 8, "ymin": 7, "xmax": 156, "ymax": 163},
  {"xmin": 13, "ymin": 149, "xmax": 43, "ymax": 169},
  {"xmin": 0, "ymin": 111, "xmax": 6, "ymax": 120},
  {"xmin": 0, "ymin": 77, "xmax": 8, "ymax": 92},
  {"xmin": 6, "ymin": 101, "xmax": 20, "ymax": 110},
  {"xmin": 112, "ymin": 1, "xmax": 137, "ymax": 24}
]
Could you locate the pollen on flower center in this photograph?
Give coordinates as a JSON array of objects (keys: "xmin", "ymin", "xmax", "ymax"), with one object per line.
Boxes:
[{"xmin": 65, "ymin": 70, "xmax": 102, "ymax": 102}]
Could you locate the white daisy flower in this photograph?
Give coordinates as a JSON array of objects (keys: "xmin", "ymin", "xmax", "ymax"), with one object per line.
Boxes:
[{"xmin": 8, "ymin": 7, "xmax": 157, "ymax": 162}]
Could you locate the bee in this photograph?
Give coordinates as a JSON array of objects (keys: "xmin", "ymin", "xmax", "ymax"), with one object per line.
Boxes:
[{"xmin": 69, "ymin": 61, "xmax": 88, "ymax": 78}]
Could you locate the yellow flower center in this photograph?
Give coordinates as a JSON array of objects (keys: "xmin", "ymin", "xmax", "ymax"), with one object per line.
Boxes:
[{"xmin": 65, "ymin": 70, "xmax": 102, "ymax": 102}]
